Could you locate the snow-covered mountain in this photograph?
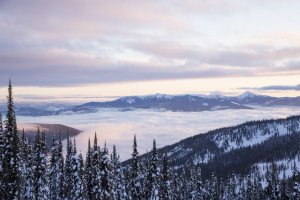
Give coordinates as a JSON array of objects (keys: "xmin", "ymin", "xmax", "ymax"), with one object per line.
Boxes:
[
  {"xmin": 123, "ymin": 115, "xmax": 300, "ymax": 180},
  {"xmin": 67, "ymin": 94, "xmax": 251, "ymax": 114},
  {"xmin": 6, "ymin": 91, "xmax": 300, "ymax": 116}
]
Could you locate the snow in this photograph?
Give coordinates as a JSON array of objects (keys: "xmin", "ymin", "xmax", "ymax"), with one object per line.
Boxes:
[
  {"xmin": 202, "ymin": 103, "xmax": 208, "ymax": 106},
  {"xmin": 138, "ymin": 93, "xmax": 174, "ymax": 100},
  {"xmin": 126, "ymin": 98, "xmax": 135, "ymax": 104},
  {"xmin": 251, "ymin": 155, "xmax": 300, "ymax": 188},
  {"xmin": 237, "ymin": 91, "xmax": 256, "ymax": 101},
  {"xmin": 210, "ymin": 106, "xmax": 229, "ymax": 111}
]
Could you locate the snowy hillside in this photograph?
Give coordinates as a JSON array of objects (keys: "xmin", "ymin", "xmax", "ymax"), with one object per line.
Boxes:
[{"xmin": 125, "ymin": 115, "xmax": 300, "ymax": 180}]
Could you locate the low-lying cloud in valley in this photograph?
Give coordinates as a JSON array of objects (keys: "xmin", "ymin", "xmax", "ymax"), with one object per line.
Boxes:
[{"xmin": 17, "ymin": 106, "xmax": 300, "ymax": 160}]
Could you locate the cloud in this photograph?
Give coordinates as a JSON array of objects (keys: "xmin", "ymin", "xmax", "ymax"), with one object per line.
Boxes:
[
  {"xmin": 17, "ymin": 106, "xmax": 300, "ymax": 160},
  {"xmin": 1, "ymin": 0, "xmax": 300, "ymax": 87},
  {"xmin": 259, "ymin": 84, "xmax": 300, "ymax": 91}
]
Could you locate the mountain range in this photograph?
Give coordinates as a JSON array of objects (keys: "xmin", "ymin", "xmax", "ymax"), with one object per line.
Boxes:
[{"xmin": 1, "ymin": 91, "xmax": 300, "ymax": 116}]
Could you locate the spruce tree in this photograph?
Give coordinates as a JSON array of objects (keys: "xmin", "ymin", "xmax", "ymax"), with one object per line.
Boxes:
[
  {"xmin": 280, "ymin": 170, "xmax": 289, "ymax": 200},
  {"xmin": 100, "ymin": 143, "xmax": 111, "ymax": 199},
  {"xmin": 112, "ymin": 146, "xmax": 127, "ymax": 200},
  {"xmin": 70, "ymin": 138, "xmax": 85, "ymax": 200},
  {"xmin": 22, "ymin": 138, "xmax": 34, "ymax": 200},
  {"xmin": 1, "ymin": 79, "xmax": 22, "ymax": 199},
  {"xmin": 49, "ymin": 136, "xmax": 58, "ymax": 200},
  {"xmin": 160, "ymin": 153, "xmax": 171, "ymax": 199},
  {"xmin": 78, "ymin": 152, "xmax": 86, "ymax": 199},
  {"xmin": 33, "ymin": 129, "xmax": 49, "ymax": 199},
  {"xmin": 0, "ymin": 112, "xmax": 3, "ymax": 196},
  {"xmin": 85, "ymin": 138, "xmax": 93, "ymax": 199},
  {"xmin": 130, "ymin": 134, "xmax": 142, "ymax": 200},
  {"xmin": 272, "ymin": 159, "xmax": 280, "ymax": 199},
  {"xmin": 49, "ymin": 135, "xmax": 65, "ymax": 200},
  {"xmin": 56, "ymin": 133, "xmax": 65, "ymax": 200},
  {"xmin": 91, "ymin": 132, "xmax": 102, "ymax": 199},
  {"xmin": 64, "ymin": 135, "xmax": 73, "ymax": 200},
  {"xmin": 147, "ymin": 139, "xmax": 160, "ymax": 200},
  {"xmin": 245, "ymin": 174, "xmax": 253, "ymax": 200},
  {"xmin": 291, "ymin": 161, "xmax": 300, "ymax": 200}
]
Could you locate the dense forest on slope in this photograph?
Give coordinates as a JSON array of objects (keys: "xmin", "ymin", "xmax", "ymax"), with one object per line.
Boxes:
[{"xmin": 124, "ymin": 116, "xmax": 300, "ymax": 180}]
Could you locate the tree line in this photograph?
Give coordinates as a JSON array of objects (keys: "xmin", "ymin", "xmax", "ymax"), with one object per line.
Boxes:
[{"xmin": 0, "ymin": 81, "xmax": 300, "ymax": 199}]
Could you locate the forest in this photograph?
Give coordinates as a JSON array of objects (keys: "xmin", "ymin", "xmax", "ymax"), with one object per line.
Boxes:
[{"xmin": 1, "ymin": 81, "xmax": 300, "ymax": 200}]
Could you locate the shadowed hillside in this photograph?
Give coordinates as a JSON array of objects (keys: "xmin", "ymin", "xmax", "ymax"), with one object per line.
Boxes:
[{"xmin": 18, "ymin": 123, "xmax": 82, "ymax": 146}]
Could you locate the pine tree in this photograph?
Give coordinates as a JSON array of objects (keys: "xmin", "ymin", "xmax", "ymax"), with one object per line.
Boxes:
[
  {"xmin": 70, "ymin": 138, "xmax": 85, "ymax": 199},
  {"xmin": 228, "ymin": 173, "xmax": 238, "ymax": 200},
  {"xmin": 160, "ymin": 153, "xmax": 171, "ymax": 199},
  {"xmin": 78, "ymin": 152, "xmax": 86, "ymax": 199},
  {"xmin": 111, "ymin": 145, "xmax": 127, "ymax": 200},
  {"xmin": 64, "ymin": 135, "xmax": 73, "ymax": 200},
  {"xmin": 147, "ymin": 139, "xmax": 160, "ymax": 200},
  {"xmin": 210, "ymin": 171, "xmax": 218, "ymax": 200},
  {"xmin": 56, "ymin": 133, "xmax": 65, "ymax": 200},
  {"xmin": 85, "ymin": 138, "xmax": 93, "ymax": 200},
  {"xmin": 49, "ymin": 136, "xmax": 58, "ymax": 200},
  {"xmin": 91, "ymin": 132, "xmax": 102, "ymax": 199},
  {"xmin": 245, "ymin": 174, "xmax": 253, "ymax": 200},
  {"xmin": 291, "ymin": 161, "xmax": 300, "ymax": 200},
  {"xmin": 0, "ymin": 112, "xmax": 4, "ymax": 196},
  {"xmin": 1, "ymin": 80, "xmax": 22, "ymax": 199},
  {"xmin": 279, "ymin": 170, "xmax": 289, "ymax": 200},
  {"xmin": 271, "ymin": 159, "xmax": 280, "ymax": 199},
  {"xmin": 22, "ymin": 138, "xmax": 34, "ymax": 200},
  {"xmin": 100, "ymin": 143, "xmax": 111, "ymax": 199},
  {"xmin": 130, "ymin": 134, "xmax": 142, "ymax": 200},
  {"xmin": 33, "ymin": 129, "xmax": 49, "ymax": 200}
]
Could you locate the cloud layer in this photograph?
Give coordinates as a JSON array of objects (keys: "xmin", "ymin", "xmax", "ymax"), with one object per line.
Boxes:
[
  {"xmin": 17, "ymin": 106, "xmax": 300, "ymax": 160},
  {"xmin": 1, "ymin": 0, "xmax": 300, "ymax": 87}
]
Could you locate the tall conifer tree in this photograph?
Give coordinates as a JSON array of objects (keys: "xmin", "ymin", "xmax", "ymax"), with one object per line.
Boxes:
[
  {"xmin": 33, "ymin": 129, "xmax": 49, "ymax": 200},
  {"xmin": 1, "ymin": 79, "xmax": 22, "ymax": 199},
  {"xmin": 0, "ymin": 113, "xmax": 3, "ymax": 195}
]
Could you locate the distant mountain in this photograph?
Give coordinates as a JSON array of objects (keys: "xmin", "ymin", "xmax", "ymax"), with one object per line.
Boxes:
[
  {"xmin": 66, "ymin": 94, "xmax": 251, "ymax": 114},
  {"xmin": 123, "ymin": 115, "xmax": 300, "ymax": 180},
  {"xmin": 227, "ymin": 91, "xmax": 300, "ymax": 106},
  {"xmin": 7, "ymin": 92, "xmax": 300, "ymax": 116}
]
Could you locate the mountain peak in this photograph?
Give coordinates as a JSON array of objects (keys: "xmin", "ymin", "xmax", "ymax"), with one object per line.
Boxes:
[{"xmin": 237, "ymin": 91, "xmax": 257, "ymax": 100}]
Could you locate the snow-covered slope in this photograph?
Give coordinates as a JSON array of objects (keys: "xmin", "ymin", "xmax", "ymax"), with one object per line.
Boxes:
[{"xmin": 124, "ymin": 115, "xmax": 300, "ymax": 180}]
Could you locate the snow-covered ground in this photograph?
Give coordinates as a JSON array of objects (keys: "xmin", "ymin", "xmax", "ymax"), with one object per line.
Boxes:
[{"xmin": 17, "ymin": 106, "xmax": 300, "ymax": 160}]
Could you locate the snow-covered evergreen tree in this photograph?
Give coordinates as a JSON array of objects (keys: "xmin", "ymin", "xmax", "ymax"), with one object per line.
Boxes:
[
  {"xmin": 111, "ymin": 145, "xmax": 127, "ymax": 200},
  {"xmin": 160, "ymin": 153, "xmax": 171, "ymax": 199},
  {"xmin": 22, "ymin": 138, "xmax": 34, "ymax": 200},
  {"xmin": 100, "ymin": 143, "xmax": 111, "ymax": 199},
  {"xmin": 1, "ymin": 80, "xmax": 22, "ymax": 199},
  {"xmin": 91, "ymin": 132, "xmax": 102, "ymax": 199},
  {"xmin": 33, "ymin": 130, "xmax": 49, "ymax": 200},
  {"xmin": 291, "ymin": 161, "xmax": 300, "ymax": 200},
  {"xmin": 0, "ymin": 112, "xmax": 4, "ymax": 196},
  {"xmin": 85, "ymin": 138, "xmax": 93, "ymax": 199},
  {"xmin": 78, "ymin": 152, "xmax": 86, "ymax": 199},
  {"xmin": 69, "ymin": 138, "xmax": 85, "ymax": 199},
  {"xmin": 49, "ymin": 136, "xmax": 58, "ymax": 200},
  {"xmin": 279, "ymin": 170, "xmax": 289, "ymax": 200},
  {"xmin": 147, "ymin": 139, "xmax": 160, "ymax": 200},
  {"xmin": 64, "ymin": 134, "xmax": 72, "ymax": 199},
  {"xmin": 245, "ymin": 174, "xmax": 253, "ymax": 200},
  {"xmin": 130, "ymin": 134, "xmax": 143, "ymax": 200},
  {"xmin": 56, "ymin": 133, "xmax": 65, "ymax": 200}
]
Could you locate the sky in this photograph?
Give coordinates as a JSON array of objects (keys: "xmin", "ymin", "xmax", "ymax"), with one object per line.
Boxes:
[{"xmin": 1, "ymin": 0, "xmax": 300, "ymax": 103}]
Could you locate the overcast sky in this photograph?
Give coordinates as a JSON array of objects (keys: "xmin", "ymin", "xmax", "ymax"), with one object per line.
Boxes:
[{"xmin": 1, "ymin": 0, "xmax": 300, "ymax": 102}]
